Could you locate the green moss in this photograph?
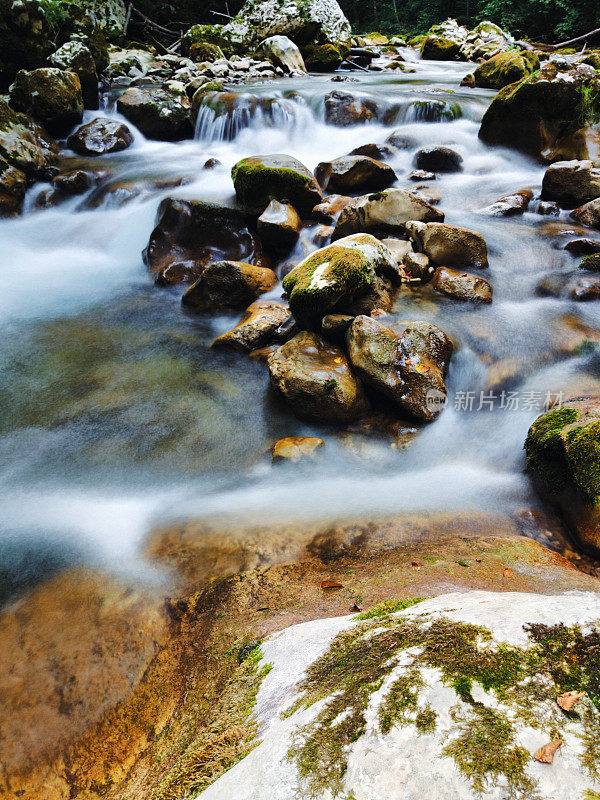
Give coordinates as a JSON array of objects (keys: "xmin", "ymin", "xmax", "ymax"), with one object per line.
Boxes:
[
  {"xmin": 565, "ymin": 421, "xmax": 600, "ymax": 503},
  {"xmin": 580, "ymin": 253, "xmax": 600, "ymax": 272},
  {"xmin": 302, "ymin": 43, "xmax": 343, "ymax": 72},
  {"xmin": 524, "ymin": 406, "xmax": 579, "ymax": 493},
  {"xmin": 473, "ymin": 51, "xmax": 539, "ymax": 90},
  {"xmin": 357, "ymin": 597, "xmax": 426, "ymax": 620},
  {"xmin": 378, "ymin": 668, "xmax": 423, "ymax": 733},
  {"xmin": 231, "ymin": 156, "xmax": 320, "ymax": 215}
]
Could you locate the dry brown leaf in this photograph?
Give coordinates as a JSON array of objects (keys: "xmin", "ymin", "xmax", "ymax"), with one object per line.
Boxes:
[
  {"xmin": 503, "ymin": 567, "xmax": 513, "ymax": 578},
  {"xmin": 411, "ymin": 561, "xmax": 424, "ymax": 568},
  {"xmin": 534, "ymin": 739, "xmax": 563, "ymax": 763},
  {"xmin": 321, "ymin": 579, "xmax": 343, "ymax": 590},
  {"xmin": 557, "ymin": 690, "xmax": 586, "ymax": 711},
  {"xmin": 349, "ymin": 600, "xmax": 362, "ymax": 612}
]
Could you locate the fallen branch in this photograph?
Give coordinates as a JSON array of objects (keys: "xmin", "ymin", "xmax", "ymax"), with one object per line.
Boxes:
[
  {"xmin": 130, "ymin": 7, "xmax": 180, "ymax": 37},
  {"xmin": 123, "ymin": 2, "xmax": 133, "ymax": 36},
  {"xmin": 210, "ymin": 10, "xmax": 234, "ymax": 19},
  {"xmin": 550, "ymin": 26, "xmax": 600, "ymax": 50}
]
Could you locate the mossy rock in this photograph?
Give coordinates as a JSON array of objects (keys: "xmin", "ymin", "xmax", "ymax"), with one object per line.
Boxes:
[
  {"xmin": 0, "ymin": 97, "xmax": 58, "ymax": 175},
  {"xmin": 9, "ymin": 67, "xmax": 83, "ymax": 136},
  {"xmin": 231, "ymin": 154, "xmax": 322, "ymax": 215},
  {"xmin": 116, "ymin": 87, "xmax": 192, "ymax": 141},
  {"xmin": 473, "ymin": 51, "xmax": 539, "ymax": 91},
  {"xmin": 282, "ymin": 233, "xmax": 395, "ymax": 329},
  {"xmin": 189, "ymin": 42, "xmax": 225, "ymax": 62},
  {"xmin": 301, "ymin": 42, "xmax": 343, "ymax": 72},
  {"xmin": 0, "ymin": 0, "xmax": 55, "ymax": 90},
  {"xmin": 181, "ymin": 23, "xmax": 234, "ymax": 56},
  {"xmin": 581, "ymin": 253, "xmax": 600, "ymax": 272},
  {"xmin": 421, "ymin": 35, "xmax": 461, "ymax": 61}
]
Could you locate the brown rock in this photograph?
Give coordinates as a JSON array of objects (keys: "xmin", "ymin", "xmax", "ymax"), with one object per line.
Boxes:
[
  {"xmin": 212, "ymin": 300, "xmax": 290, "ymax": 351},
  {"xmin": 406, "ymin": 220, "xmax": 489, "ymax": 269},
  {"xmin": 116, "ymin": 87, "xmax": 192, "ymax": 141},
  {"xmin": 542, "ymin": 160, "xmax": 600, "ymax": 208},
  {"xmin": 312, "ymin": 193, "xmax": 352, "ymax": 223},
  {"xmin": 415, "ymin": 146, "xmax": 463, "ymax": 173},
  {"xmin": 52, "ymin": 169, "xmax": 92, "ymax": 196},
  {"xmin": 334, "ymin": 188, "xmax": 444, "ymax": 239},
  {"xmin": 349, "ymin": 142, "xmax": 395, "ymax": 161},
  {"xmin": 0, "ymin": 159, "xmax": 26, "ymax": 217},
  {"xmin": 321, "ymin": 313, "xmax": 355, "ymax": 344},
  {"xmin": 431, "ymin": 266, "xmax": 493, "ymax": 303},
  {"xmin": 257, "ymin": 200, "xmax": 301, "ymax": 252},
  {"xmin": 182, "ymin": 261, "xmax": 278, "ymax": 313},
  {"xmin": 537, "ymin": 271, "xmax": 600, "ymax": 301},
  {"xmin": 315, "ymin": 155, "xmax": 396, "ymax": 194},
  {"xmin": 571, "ymin": 196, "xmax": 600, "ymax": 229},
  {"xmin": 481, "ymin": 188, "xmax": 532, "ymax": 216},
  {"xmin": 272, "ymin": 436, "xmax": 324, "ymax": 461},
  {"xmin": 67, "ymin": 118, "xmax": 133, "ymax": 156},
  {"xmin": 403, "ymin": 251, "xmax": 431, "ymax": 280},
  {"xmin": 324, "ymin": 91, "xmax": 382, "ymax": 126},
  {"xmin": 564, "ymin": 238, "xmax": 600, "ymax": 256}
]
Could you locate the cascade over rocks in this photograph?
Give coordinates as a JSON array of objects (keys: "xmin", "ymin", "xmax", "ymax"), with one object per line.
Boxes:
[
  {"xmin": 144, "ymin": 198, "xmax": 269, "ymax": 285},
  {"xmin": 542, "ymin": 161, "xmax": 600, "ymax": 208},
  {"xmin": 525, "ymin": 398, "xmax": 600, "ymax": 554},
  {"xmin": 117, "ymin": 87, "xmax": 192, "ymax": 141},
  {"xmin": 315, "ymin": 155, "xmax": 397, "ymax": 193},
  {"xmin": 9, "ymin": 68, "xmax": 84, "ymax": 136},
  {"xmin": 267, "ymin": 331, "xmax": 370, "ymax": 424},
  {"xmin": 231, "ymin": 154, "xmax": 322, "ymax": 215},
  {"xmin": 282, "ymin": 233, "xmax": 397, "ymax": 329},
  {"xmin": 479, "ymin": 62, "xmax": 600, "ymax": 161},
  {"xmin": 181, "ymin": 261, "xmax": 278, "ymax": 313},
  {"xmin": 67, "ymin": 119, "xmax": 133, "ymax": 156},
  {"xmin": 406, "ymin": 221, "xmax": 489, "ymax": 269},
  {"xmin": 0, "ymin": 98, "xmax": 58, "ymax": 176},
  {"xmin": 334, "ymin": 188, "xmax": 444, "ymax": 239},
  {"xmin": 346, "ymin": 315, "xmax": 453, "ymax": 421}
]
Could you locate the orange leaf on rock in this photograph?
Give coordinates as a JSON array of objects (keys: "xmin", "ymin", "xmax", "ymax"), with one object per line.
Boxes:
[
  {"xmin": 557, "ymin": 690, "xmax": 586, "ymax": 711},
  {"xmin": 503, "ymin": 568, "xmax": 513, "ymax": 578},
  {"xmin": 321, "ymin": 579, "xmax": 343, "ymax": 590},
  {"xmin": 411, "ymin": 561, "xmax": 424, "ymax": 567},
  {"xmin": 534, "ymin": 739, "xmax": 563, "ymax": 763}
]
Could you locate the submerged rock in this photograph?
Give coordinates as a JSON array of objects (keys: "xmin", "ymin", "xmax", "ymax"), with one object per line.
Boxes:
[
  {"xmin": 431, "ymin": 266, "xmax": 492, "ymax": 303},
  {"xmin": 542, "ymin": 160, "xmax": 600, "ymax": 208},
  {"xmin": 526, "ymin": 398, "xmax": 600, "ymax": 553},
  {"xmin": 67, "ymin": 118, "xmax": 133, "ymax": 155},
  {"xmin": 117, "ymin": 87, "xmax": 192, "ymax": 141},
  {"xmin": 0, "ymin": 98, "xmax": 58, "ymax": 175},
  {"xmin": 536, "ymin": 270, "xmax": 600, "ymax": 301},
  {"xmin": 182, "ymin": 261, "xmax": 278, "ymax": 312},
  {"xmin": 347, "ymin": 315, "xmax": 453, "ymax": 421},
  {"xmin": 334, "ymin": 188, "xmax": 444, "ymax": 239},
  {"xmin": 268, "ymin": 331, "xmax": 370, "ymax": 424},
  {"xmin": 232, "ymin": 154, "xmax": 322, "ymax": 215},
  {"xmin": 144, "ymin": 197, "xmax": 268, "ymax": 285},
  {"xmin": 9, "ymin": 67, "xmax": 83, "ymax": 136},
  {"xmin": 213, "ymin": 300, "xmax": 290, "ymax": 351},
  {"xmin": 315, "ymin": 155, "xmax": 396, "ymax": 193},
  {"xmin": 406, "ymin": 221, "xmax": 489, "ymax": 269},
  {"xmin": 473, "ymin": 50, "xmax": 539, "ymax": 90},
  {"xmin": 282, "ymin": 233, "xmax": 396, "ymax": 328}
]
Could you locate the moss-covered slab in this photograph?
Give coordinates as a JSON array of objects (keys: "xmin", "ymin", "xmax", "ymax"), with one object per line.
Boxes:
[
  {"xmin": 473, "ymin": 51, "xmax": 539, "ymax": 90},
  {"xmin": 232, "ymin": 154, "xmax": 322, "ymax": 216},
  {"xmin": 525, "ymin": 398, "xmax": 600, "ymax": 554}
]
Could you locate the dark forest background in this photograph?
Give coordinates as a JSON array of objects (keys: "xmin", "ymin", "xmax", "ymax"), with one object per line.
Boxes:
[{"xmin": 133, "ymin": 0, "xmax": 600, "ymax": 43}]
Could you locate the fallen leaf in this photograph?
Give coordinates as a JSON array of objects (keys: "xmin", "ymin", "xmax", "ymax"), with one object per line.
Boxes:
[
  {"xmin": 349, "ymin": 600, "xmax": 362, "ymax": 612},
  {"xmin": 411, "ymin": 561, "xmax": 424, "ymax": 568},
  {"xmin": 321, "ymin": 579, "xmax": 343, "ymax": 590},
  {"xmin": 534, "ymin": 739, "xmax": 563, "ymax": 763},
  {"xmin": 557, "ymin": 690, "xmax": 586, "ymax": 711},
  {"xmin": 503, "ymin": 567, "xmax": 513, "ymax": 578}
]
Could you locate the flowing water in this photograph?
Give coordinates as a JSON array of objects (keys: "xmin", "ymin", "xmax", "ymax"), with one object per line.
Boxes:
[{"xmin": 1, "ymin": 52, "xmax": 599, "ymax": 601}]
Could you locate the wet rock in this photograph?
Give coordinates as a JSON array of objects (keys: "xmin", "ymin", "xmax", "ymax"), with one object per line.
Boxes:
[
  {"xmin": 0, "ymin": 0, "xmax": 55, "ymax": 90},
  {"xmin": 212, "ymin": 300, "xmax": 290, "ymax": 351},
  {"xmin": 0, "ymin": 98, "xmax": 58, "ymax": 176},
  {"xmin": 50, "ymin": 41, "xmax": 98, "ymax": 110},
  {"xmin": 420, "ymin": 35, "xmax": 461, "ymax": 60},
  {"xmin": 9, "ymin": 68, "xmax": 83, "ymax": 136},
  {"xmin": 386, "ymin": 130, "xmax": 418, "ymax": 150},
  {"xmin": 303, "ymin": 42, "xmax": 345, "ymax": 71},
  {"xmin": 537, "ymin": 200, "xmax": 560, "ymax": 216},
  {"xmin": 431, "ymin": 266, "xmax": 492, "ymax": 303},
  {"xmin": 571, "ymin": 197, "xmax": 600, "ymax": 229},
  {"xmin": 473, "ymin": 50, "xmax": 539, "ymax": 90},
  {"xmin": 349, "ymin": 143, "xmax": 395, "ymax": 161},
  {"xmin": 403, "ymin": 251, "xmax": 431, "ymax": 280},
  {"xmin": 257, "ymin": 200, "xmax": 301, "ymax": 252},
  {"xmin": 565, "ymin": 238, "xmax": 600, "ymax": 256},
  {"xmin": 231, "ymin": 154, "xmax": 322, "ymax": 216},
  {"xmin": 324, "ymin": 91, "xmax": 381, "ymax": 126},
  {"xmin": 536, "ymin": 270, "xmax": 600, "ymax": 301},
  {"xmin": 315, "ymin": 155, "xmax": 396, "ymax": 194},
  {"xmin": 420, "ymin": 19, "xmax": 514, "ymax": 63},
  {"xmin": 268, "ymin": 331, "xmax": 369, "ymax": 424},
  {"xmin": 0, "ymin": 157, "xmax": 26, "ymax": 217},
  {"xmin": 116, "ymin": 87, "xmax": 192, "ymax": 141},
  {"xmin": 312, "ymin": 194, "xmax": 352, "ymax": 223},
  {"xmin": 479, "ymin": 62, "xmax": 600, "ymax": 160},
  {"xmin": 381, "ymin": 237, "xmax": 413, "ymax": 267},
  {"xmin": 258, "ymin": 35, "xmax": 306, "ymax": 74},
  {"xmin": 481, "ymin": 188, "xmax": 532, "ymax": 216},
  {"xmin": 542, "ymin": 125, "xmax": 600, "ymax": 165},
  {"xmin": 282, "ymin": 233, "xmax": 396, "ymax": 328},
  {"xmin": 406, "ymin": 220, "xmax": 489, "ymax": 269},
  {"xmin": 334, "ymin": 188, "xmax": 444, "ymax": 239},
  {"xmin": 460, "ymin": 73, "xmax": 475, "ymax": 87},
  {"xmin": 52, "ymin": 169, "xmax": 92, "ymax": 195},
  {"xmin": 67, "ymin": 118, "xmax": 133, "ymax": 155},
  {"xmin": 415, "ymin": 146, "xmax": 462, "ymax": 173},
  {"xmin": 409, "ymin": 169, "xmax": 435, "ymax": 181},
  {"xmin": 579, "ymin": 253, "xmax": 600, "ymax": 272},
  {"xmin": 321, "ymin": 313, "xmax": 354, "ymax": 344},
  {"xmin": 272, "ymin": 436, "xmax": 324, "ymax": 461},
  {"xmin": 346, "ymin": 315, "xmax": 453, "ymax": 421},
  {"xmin": 525, "ymin": 398, "xmax": 600, "ymax": 554},
  {"xmin": 144, "ymin": 197, "xmax": 268, "ymax": 285},
  {"xmin": 541, "ymin": 160, "xmax": 600, "ymax": 208},
  {"xmin": 181, "ymin": 260, "xmax": 278, "ymax": 312}
]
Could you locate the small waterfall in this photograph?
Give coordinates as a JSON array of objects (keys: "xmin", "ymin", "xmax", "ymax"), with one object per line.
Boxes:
[{"xmin": 396, "ymin": 98, "xmax": 463, "ymax": 124}]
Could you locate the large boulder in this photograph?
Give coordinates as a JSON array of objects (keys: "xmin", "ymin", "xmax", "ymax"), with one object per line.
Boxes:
[
  {"xmin": 70, "ymin": 0, "xmax": 126, "ymax": 40},
  {"xmin": 282, "ymin": 233, "xmax": 396, "ymax": 328},
  {"xmin": 116, "ymin": 87, "xmax": 192, "ymax": 141},
  {"xmin": 420, "ymin": 18, "xmax": 513, "ymax": 63},
  {"xmin": 9, "ymin": 68, "xmax": 83, "ymax": 136},
  {"xmin": 420, "ymin": 35, "xmax": 461, "ymax": 60},
  {"xmin": 0, "ymin": 98, "xmax": 58, "ymax": 176},
  {"xmin": 212, "ymin": 300, "xmax": 290, "ymax": 351},
  {"xmin": 267, "ymin": 331, "xmax": 370, "ymax": 424},
  {"xmin": 347, "ymin": 315, "xmax": 453, "ymax": 421},
  {"xmin": 479, "ymin": 62, "xmax": 600, "ymax": 161},
  {"xmin": 473, "ymin": 50, "xmax": 539, "ymax": 90},
  {"xmin": 67, "ymin": 118, "xmax": 133, "ymax": 155},
  {"xmin": 183, "ymin": 0, "xmax": 351, "ymax": 63},
  {"xmin": 302, "ymin": 42, "xmax": 345, "ymax": 71},
  {"xmin": 334, "ymin": 188, "xmax": 444, "ymax": 239},
  {"xmin": 143, "ymin": 197, "xmax": 269, "ymax": 285},
  {"xmin": 541, "ymin": 160, "xmax": 600, "ymax": 208},
  {"xmin": 315, "ymin": 155, "xmax": 396, "ymax": 194},
  {"xmin": 525, "ymin": 398, "xmax": 600, "ymax": 554},
  {"xmin": 0, "ymin": 0, "xmax": 55, "ymax": 90},
  {"xmin": 231, "ymin": 154, "xmax": 322, "ymax": 215},
  {"xmin": 181, "ymin": 261, "xmax": 278, "ymax": 313},
  {"xmin": 50, "ymin": 41, "xmax": 98, "ymax": 110},
  {"xmin": 258, "ymin": 35, "xmax": 306, "ymax": 74},
  {"xmin": 406, "ymin": 221, "xmax": 489, "ymax": 269}
]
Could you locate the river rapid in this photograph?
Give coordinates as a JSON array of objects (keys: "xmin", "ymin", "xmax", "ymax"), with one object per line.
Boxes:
[{"xmin": 1, "ymin": 51, "xmax": 599, "ymax": 601}]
